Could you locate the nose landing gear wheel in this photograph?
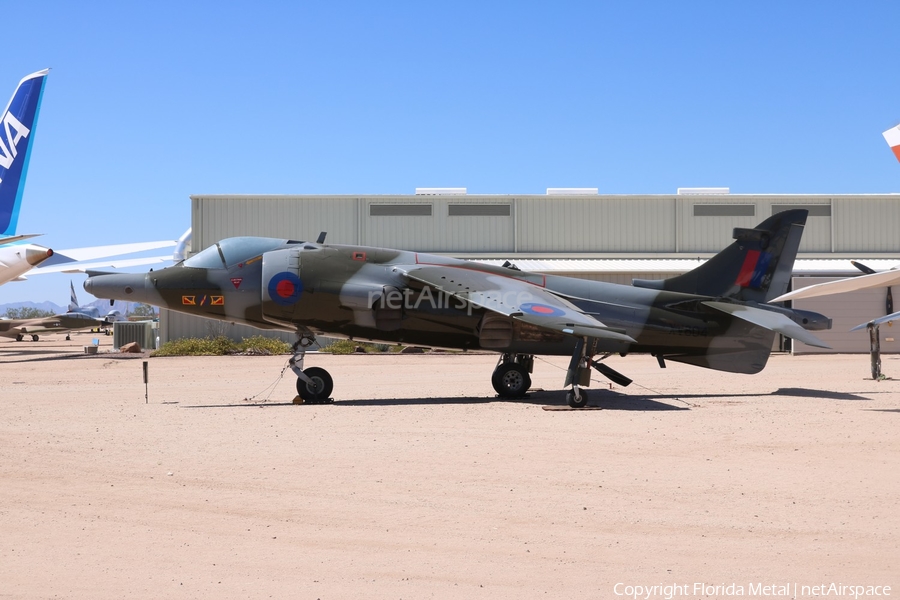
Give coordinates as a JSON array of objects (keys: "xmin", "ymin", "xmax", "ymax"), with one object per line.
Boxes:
[
  {"xmin": 296, "ymin": 367, "xmax": 334, "ymax": 402},
  {"xmin": 491, "ymin": 363, "xmax": 531, "ymax": 398}
]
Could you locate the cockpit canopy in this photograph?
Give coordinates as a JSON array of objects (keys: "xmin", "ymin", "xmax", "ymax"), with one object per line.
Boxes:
[{"xmin": 183, "ymin": 237, "xmax": 296, "ymax": 269}]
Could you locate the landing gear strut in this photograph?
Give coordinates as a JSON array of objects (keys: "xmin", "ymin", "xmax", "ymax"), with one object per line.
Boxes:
[
  {"xmin": 491, "ymin": 353, "xmax": 533, "ymax": 398},
  {"xmin": 564, "ymin": 339, "xmax": 633, "ymax": 408},
  {"xmin": 289, "ymin": 331, "xmax": 334, "ymax": 402}
]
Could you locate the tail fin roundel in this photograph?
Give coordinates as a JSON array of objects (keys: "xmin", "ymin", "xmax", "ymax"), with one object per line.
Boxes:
[{"xmin": 0, "ymin": 69, "xmax": 49, "ymax": 238}]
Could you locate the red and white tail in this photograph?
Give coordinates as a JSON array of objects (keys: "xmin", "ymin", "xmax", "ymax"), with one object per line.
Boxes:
[{"xmin": 884, "ymin": 123, "xmax": 900, "ymax": 163}]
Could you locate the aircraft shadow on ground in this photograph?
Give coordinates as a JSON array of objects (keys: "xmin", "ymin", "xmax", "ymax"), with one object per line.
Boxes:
[
  {"xmin": 769, "ymin": 387, "xmax": 871, "ymax": 401},
  {"xmin": 335, "ymin": 388, "xmax": 687, "ymax": 411},
  {"xmin": 180, "ymin": 389, "xmax": 686, "ymax": 411},
  {"xmin": 173, "ymin": 386, "xmax": 875, "ymax": 410}
]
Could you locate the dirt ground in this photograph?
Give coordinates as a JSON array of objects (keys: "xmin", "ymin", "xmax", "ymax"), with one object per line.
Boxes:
[{"xmin": 1, "ymin": 333, "xmax": 897, "ymax": 599}]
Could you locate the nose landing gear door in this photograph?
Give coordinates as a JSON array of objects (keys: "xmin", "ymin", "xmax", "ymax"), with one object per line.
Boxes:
[{"xmin": 261, "ymin": 247, "xmax": 303, "ymax": 328}]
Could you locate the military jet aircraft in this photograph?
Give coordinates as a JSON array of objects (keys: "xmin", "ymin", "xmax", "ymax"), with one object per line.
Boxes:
[
  {"xmin": 84, "ymin": 209, "xmax": 831, "ymax": 407},
  {"xmin": 0, "ymin": 280, "xmax": 119, "ymax": 342},
  {"xmin": 0, "ymin": 311, "xmax": 103, "ymax": 342}
]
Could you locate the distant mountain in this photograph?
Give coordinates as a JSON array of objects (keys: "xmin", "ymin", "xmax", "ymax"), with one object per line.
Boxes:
[{"xmin": 0, "ymin": 300, "xmax": 66, "ymax": 316}]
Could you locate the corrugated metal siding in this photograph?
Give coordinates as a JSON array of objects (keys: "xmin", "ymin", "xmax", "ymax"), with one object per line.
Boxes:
[
  {"xmin": 761, "ymin": 196, "xmax": 832, "ymax": 252},
  {"xmin": 516, "ymin": 196, "xmax": 676, "ymax": 252},
  {"xmin": 678, "ymin": 196, "xmax": 834, "ymax": 252},
  {"xmin": 192, "ymin": 195, "xmax": 360, "ymax": 250},
  {"xmin": 832, "ymin": 196, "xmax": 900, "ymax": 252},
  {"xmin": 363, "ymin": 196, "xmax": 514, "ymax": 252},
  {"xmin": 790, "ymin": 277, "xmax": 892, "ymax": 354},
  {"xmin": 191, "ymin": 194, "xmax": 900, "ymax": 256},
  {"xmin": 158, "ymin": 309, "xmax": 295, "ymax": 345}
]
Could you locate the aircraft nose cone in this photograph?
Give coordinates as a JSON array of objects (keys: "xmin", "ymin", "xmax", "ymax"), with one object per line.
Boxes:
[
  {"xmin": 83, "ymin": 272, "xmax": 151, "ymax": 302},
  {"xmin": 26, "ymin": 246, "xmax": 53, "ymax": 266}
]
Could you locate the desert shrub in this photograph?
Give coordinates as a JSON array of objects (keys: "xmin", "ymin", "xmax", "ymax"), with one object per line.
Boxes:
[
  {"xmin": 151, "ymin": 335, "xmax": 289, "ymax": 357},
  {"xmin": 320, "ymin": 339, "xmax": 358, "ymax": 354},
  {"xmin": 237, "ymin": 335, "xmax": 290, "ymax": 355},
  {"xmin": 320, "ymin": 340, "xmax": 401, "ymax": 354}
]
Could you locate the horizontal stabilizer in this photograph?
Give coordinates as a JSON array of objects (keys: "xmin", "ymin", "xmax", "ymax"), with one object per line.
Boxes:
[
  {"xmin": 770, "ymin": 268, "xmax": 900, "ymax": 303},
  {"xmin": 703, "ymin": 301, "xmax": 830, "ymax": 349},
  {"xmin": 850, "ymin": 310, "xmax": 900, "ymax": 331}
]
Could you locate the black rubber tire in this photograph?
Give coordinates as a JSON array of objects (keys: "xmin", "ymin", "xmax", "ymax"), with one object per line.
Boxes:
[
  {"xmin": 15, "ymin": 334, "xmax": 23, "ymax": 342},
  {"xmin": 296, "ymin": 367, "xmax": 334, "ymax": 401},
  {"xmin": 491, "ymin": 363, "xmax": 531, "ymax": 398},
  {"xmin": 567, "ymin": 389, "xmax": 588, "ymax": 409},
  {"xmin": 31, "ymin": 334, "xmax": 39, "ymax": 342}
]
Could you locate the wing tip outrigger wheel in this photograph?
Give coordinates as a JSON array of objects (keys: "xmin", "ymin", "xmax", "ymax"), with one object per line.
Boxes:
[{"xmin": 566, "ymin": 387, "xmax": 589, "ymax": 409}]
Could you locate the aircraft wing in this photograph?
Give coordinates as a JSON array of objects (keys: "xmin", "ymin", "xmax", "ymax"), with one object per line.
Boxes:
[
  {"xmin": 400, "ymin": 265, "xmax": 636, "ymax": 342},
  {"xmin": 0, "ymin": 233, "xmax": 42, "ymax": 245},
  {"xmin": 42, "ymin": 240, "xmax": 177, "ymax": 265},
  {"xmin": 769, "ymin": 268, "xmax": 900, "ymax": 303},
  {"xmin": 703, "ymin": 301, "xmax": 830, "ymax": 348},
  {"xmin": 29, "ymin": 254, "xmax": 174, "ymax": 275},
  {"xmin": 850, "ymin": 310, "xmax": 900, "ymax": 332}
]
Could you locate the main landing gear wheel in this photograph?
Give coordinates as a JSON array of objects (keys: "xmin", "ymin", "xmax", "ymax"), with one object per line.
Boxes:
[
  {"xmin": 31, "ymin": 334, "xmax": 39, "ymax": 342},
  {"xmin": 491, "ymin": 363, "xmax": 532, "ymax": 398},
  {"xmin": 15, "ymin": 334, "xmax": 23, "ymax": 342},
  {"xmin": 296, "ymin": 367, "xmax": 334, "ymax": 402},
  {"xmin": 566, "ymin": 388, "xmax": 588, "ymax": 409}
]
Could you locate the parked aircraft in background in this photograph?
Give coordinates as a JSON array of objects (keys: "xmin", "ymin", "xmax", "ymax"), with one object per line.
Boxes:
[
  {"xmin": 0, "ymin": 280, "xmax": 127, "ymax": 342},
  {"xmin": 769, "ymin": 123, "xmax": 900, "ymax": 310},
  {"xmin": 0, "ymin": 69, "xmax": 176, "ymax": 288},
  {"xmin": 0, "ymin": 69, "xmax": 54, "ymax": 278},
  {"xmin": 85, "ymin": 209, "xmax": 831, "ymax": 407},
  {"xmin": 66, "ymin": 280, "xmax": 125, "ymax": 330},
  {"xmin": 0, "ymin": 311, "xmax": 102, "ymax": 342},
  {"xmin": 770, "ymin": 264, "xmax": 900, "ymax": 304}
]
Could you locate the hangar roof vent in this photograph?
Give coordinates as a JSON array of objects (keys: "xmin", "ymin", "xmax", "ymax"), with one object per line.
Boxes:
[
  {"xmin": 415, "ymin": 187, "xmax": 467, "ymax": 195},
  {"xmin": 546, "ymin": 188, "xmax": 598, "ymax": 195},
  {"xmin": 677, "ymin": 187, "xmax": 730, "ymax": 195}
]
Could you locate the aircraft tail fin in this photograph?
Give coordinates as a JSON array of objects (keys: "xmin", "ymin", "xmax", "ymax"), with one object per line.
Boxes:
[
  {"xmin": 68, "ymin": 279, "xmax": 79, "ymax": 312},
  {"xmin": 0, "ymin": 69, "xmax": 49, "ymax": 238},
  {"xmin": 884, "ymin": 123, "xmax": 900, "ymax": 163},
  {"xmin": 633, "ymin": 209, "xmax": 808, "ymax": 303}
]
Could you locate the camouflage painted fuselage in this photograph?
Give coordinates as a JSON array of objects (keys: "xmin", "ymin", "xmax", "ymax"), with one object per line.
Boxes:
[{"xmin": 83, "ymin": 235, "xmax": 828, "ymax": 374}]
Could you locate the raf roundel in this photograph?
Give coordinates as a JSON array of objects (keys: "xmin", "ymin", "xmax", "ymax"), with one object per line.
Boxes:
[
  {"xmin": 267, "ymin": 272, "xmax": 304, "ymax": 306},
  {"xmin": 520, "ymin": 302, "xmax": 566, "ymax": 317}
]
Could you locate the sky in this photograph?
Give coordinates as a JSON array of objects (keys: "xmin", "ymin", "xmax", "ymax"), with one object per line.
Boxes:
[{"xmin": 3, "ymin": 0, "xmax": 900, "ymax": 306}]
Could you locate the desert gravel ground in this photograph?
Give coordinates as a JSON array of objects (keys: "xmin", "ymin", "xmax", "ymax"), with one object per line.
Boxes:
[{"xmin": 1, "ymin": 333, "xmax": 897, "ymax": 599}]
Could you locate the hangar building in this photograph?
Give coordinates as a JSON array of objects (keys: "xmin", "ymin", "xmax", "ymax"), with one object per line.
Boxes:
[{"xmin": 158, "ymin": 189, "xmax": 900, "ymax": 354}]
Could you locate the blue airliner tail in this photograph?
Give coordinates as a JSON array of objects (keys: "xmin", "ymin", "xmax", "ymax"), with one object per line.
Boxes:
[{"xmin": 0, "ymin": 69, "xmax": 49, "ymax": 238}]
